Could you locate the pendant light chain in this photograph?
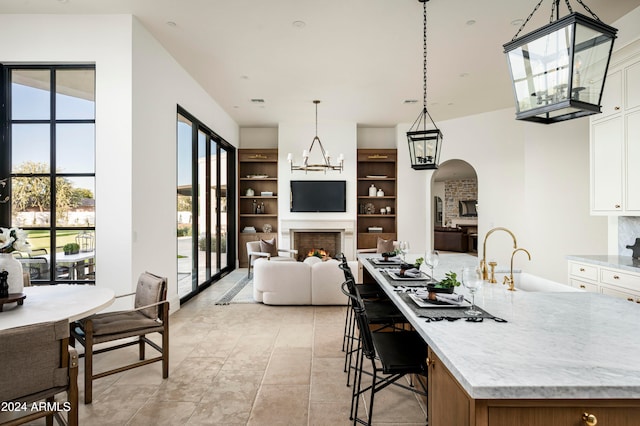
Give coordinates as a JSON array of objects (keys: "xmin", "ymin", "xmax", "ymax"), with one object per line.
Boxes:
[
  {"xmin": 512, "ymin": 0, "xmax": 545, "ymax": 40},
  {"xmin": 575, "ymin": 0, "xmax": 600, "ymax": 20},
  {"xmin": 422, "ymin": 0, "xmax": 427, "ymax": 112},
  {"xmin": 513, "ymin": 0, "xmax": 601, "ymax": 40}
]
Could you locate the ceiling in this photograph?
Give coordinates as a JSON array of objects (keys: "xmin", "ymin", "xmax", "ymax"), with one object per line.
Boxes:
[{"xmin": 2, "ymin": 0, "xmax": 639, "ymax": 128}]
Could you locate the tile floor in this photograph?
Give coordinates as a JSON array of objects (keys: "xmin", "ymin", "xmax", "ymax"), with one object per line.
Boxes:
[{"xmin": 33, "ymin": 269, "xmax": 427, "ymax": 425}]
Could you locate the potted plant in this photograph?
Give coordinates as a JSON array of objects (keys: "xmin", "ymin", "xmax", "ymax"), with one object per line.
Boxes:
[
  {"xmin": 63, "ymin": 242, "xmax": 80, "ymax": 255},
  {"xmin": 427, "ymin": 271, "xmax": 461, "ymax": 294}
]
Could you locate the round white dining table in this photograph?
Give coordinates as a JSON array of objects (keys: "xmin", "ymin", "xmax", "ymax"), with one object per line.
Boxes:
[{"xmin": 0, "ymin": 284, "xmax": 115, "ymax": 330}]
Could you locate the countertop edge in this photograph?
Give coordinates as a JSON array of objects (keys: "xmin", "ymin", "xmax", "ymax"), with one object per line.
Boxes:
[{"xmin": 567, "ymin": 255, "xmax": 640, "ymax": 274}]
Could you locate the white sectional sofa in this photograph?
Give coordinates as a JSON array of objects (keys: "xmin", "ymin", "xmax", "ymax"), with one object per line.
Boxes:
[{"xmin": 252, "ymin": 256, "xmax": 359, "ymax": 305}]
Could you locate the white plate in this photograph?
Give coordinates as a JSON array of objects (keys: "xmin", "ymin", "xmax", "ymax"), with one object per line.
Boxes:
[
  {"xmin": 371, "ymin": 257, "xmax": 402, "ymax": 265},
  {"xmin": 387, "ymin": 271, "xmax": 429, "ymax": 281},
  {"xmin": 366, "ymin": 175, "xmax": 387, "ymax": 178},
  {"xmin": 409, "ymin": 294, "xmax": 470, "ymax": 308}
]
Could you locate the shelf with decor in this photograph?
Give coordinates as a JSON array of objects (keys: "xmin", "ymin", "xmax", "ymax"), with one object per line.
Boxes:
[
  {"xmin": 356, "ymin": 149, "xmax": 397, "ymax": 250},
  {"xmin": 238, "ymin": 149, "xmax": 279, "ymax": 267}
]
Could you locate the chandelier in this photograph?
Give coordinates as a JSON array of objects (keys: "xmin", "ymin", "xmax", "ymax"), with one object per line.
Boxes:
[
  {"xmin": 287, "ymin": 100, "xmax": 344, "ymax": 173},
  {"xmin": 503, "ymin": 0, "xmax": 617, "ymax": 124},
  {"xmin": 407, "ymin": 0, "xmax": 443, "ymax": 170}
]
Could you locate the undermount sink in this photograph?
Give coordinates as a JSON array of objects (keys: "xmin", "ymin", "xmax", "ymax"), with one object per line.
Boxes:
[{"xmin": 493, "ymin": 271, "xmax": 579, "ymax": 292}]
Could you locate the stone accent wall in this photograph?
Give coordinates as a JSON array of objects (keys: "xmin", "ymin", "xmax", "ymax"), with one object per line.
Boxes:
[
  {"xmin": 444, "ymin": 179, "xmax": 478, "ymax": 226},
  {"xmin": 293, "ymin": 232, "xmax": 341, "ymax": 261},
  {"xmin": 619, "ymin": 216, "xmax": 640, "ymax": 256}
]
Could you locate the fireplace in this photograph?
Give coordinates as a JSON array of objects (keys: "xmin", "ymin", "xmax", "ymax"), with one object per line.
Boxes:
[
  {"xmin": 293, "ymin": 231, "xmax": 341, "ymax": 261},
  {"xmin": 280, "ymin": 219, "xmax": 356, "ymax": 260}
]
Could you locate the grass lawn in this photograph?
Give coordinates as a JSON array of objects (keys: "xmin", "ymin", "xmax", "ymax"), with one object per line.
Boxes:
[{"xmin": 26, "ymin": 230, "xmax": 89, "ymax": 252}]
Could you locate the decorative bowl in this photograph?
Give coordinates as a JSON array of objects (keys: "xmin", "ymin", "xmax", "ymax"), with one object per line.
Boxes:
[{"xmin": 426, "ymin": 283, "xmax": 455, "ymax": 294}]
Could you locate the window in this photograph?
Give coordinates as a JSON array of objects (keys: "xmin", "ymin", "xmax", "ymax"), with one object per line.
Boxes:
[
  {"xmin": 1, "ymin": 65, "xmax": 96, "ymax": 284},
  {"xmin": 176, "ymin": 107, "xmax": 235, "ymax": 301}
]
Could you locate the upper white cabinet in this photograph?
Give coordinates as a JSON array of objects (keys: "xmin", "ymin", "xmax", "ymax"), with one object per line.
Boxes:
[{"xmin": 590, "ymin": 47, "xmax": 640, "ymax": 215}]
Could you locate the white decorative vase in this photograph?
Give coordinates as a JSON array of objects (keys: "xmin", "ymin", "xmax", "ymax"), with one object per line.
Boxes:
[{"xmin": 0, "ymin": 253, "xmax": 24, "ymax": 294}]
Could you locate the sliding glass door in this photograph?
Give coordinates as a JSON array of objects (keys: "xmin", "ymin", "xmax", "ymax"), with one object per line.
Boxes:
[{"xmin": 176, "ymin": 107, "xmax": 235, "ymax": 301}]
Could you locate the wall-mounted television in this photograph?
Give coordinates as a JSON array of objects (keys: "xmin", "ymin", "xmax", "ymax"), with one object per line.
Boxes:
[{"xmin": 290, "ymin": 180, "xmax": 346, "ymax": 212}]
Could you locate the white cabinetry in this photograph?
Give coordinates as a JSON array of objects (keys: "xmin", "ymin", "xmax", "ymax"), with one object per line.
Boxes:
[
  {"xmin": 568, "ymin": 260, "xmax": 640, "ymax": 304},
  {"xmin": 590, "ymin": 51, "xmax": 640, "ymax": 215}
]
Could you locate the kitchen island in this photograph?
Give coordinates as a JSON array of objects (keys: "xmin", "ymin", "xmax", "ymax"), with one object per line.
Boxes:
[{"xmin": 359, "ymin": 252, "xmax": 640, "ymax": 426}]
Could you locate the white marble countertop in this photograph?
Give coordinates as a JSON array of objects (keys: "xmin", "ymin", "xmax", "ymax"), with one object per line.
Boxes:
[
  {"xmin": 359, "ymin": 252, "xmax": 640, "ymax": 400},
  {"xmin": 567, "ymin": 254, "xmax": 640, "ymax": 273}
]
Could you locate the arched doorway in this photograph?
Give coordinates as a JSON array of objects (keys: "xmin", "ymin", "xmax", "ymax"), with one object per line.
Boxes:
[{"xmin": 431, "ymin": 159, "xmax": 478, "ymax": 254}]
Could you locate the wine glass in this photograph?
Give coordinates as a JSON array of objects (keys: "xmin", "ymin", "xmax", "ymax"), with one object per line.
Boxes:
[
  {"xmin": 398, "ymin": 241, "xmax": 410, "ymax": 262},
  {"xmin": 461, "ymin": 266, "xmax": 483, "ymax": 316},
  {"xmin": 424, "ymin": 250, "xmax": 440, "ymax": 283}
]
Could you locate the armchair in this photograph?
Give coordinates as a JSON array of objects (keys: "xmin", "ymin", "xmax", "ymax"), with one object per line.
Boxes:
[
  {"xmin": 246, "ymin": 239, "xmax": 297, "ymax": 278},
  {"xmin": 70, "ymin": 272, "xmax": 169, "ymax": 404},
  {"xmin": 0, "ymin": 319, "xmax": 78, "ymax": 426}
]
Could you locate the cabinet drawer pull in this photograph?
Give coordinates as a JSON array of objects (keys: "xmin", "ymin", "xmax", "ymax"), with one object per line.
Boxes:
[
  {"xmin": 579, "ymin": 268, "xmax": 585, "ymax": 272},
  {"xmin": 581, "ymin": 412, "xmax": 597, "ymax": 425},
  {"xmin": 613, "ymin": 275, "xmax": 620, "ymax": 280},
  {"xmin": 614, "ymin": 204, "xmax": 621, "ymax": 208},
  {"xmin": 627, "ymin": 297, "xmax": 634, "ymax": 302},
  {"xmin": 579, "ymin": 285, "xmax": 586, "ymax": 289},
  {"xmin": 426, "ymin": 357, "xmax": 435, "ymax": 367},
  {"xmin": 614, "ymin": 106, "xmax": 621, "ymax": 110}
]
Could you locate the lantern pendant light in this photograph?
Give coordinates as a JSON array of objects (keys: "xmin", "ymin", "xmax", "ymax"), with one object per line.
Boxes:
[
  {"xmin": 407, "ymin": 0, "xmax": 443, "ymax": 170},
  {"xmin": 503, "ymin": 0, "xmax": 617, "ymax": 124}
]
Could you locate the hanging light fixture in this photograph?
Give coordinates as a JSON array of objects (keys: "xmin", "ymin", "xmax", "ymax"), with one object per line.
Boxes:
[
  {"xmin": 407, "ymin": 0, "xmax": 443, "ymax": 170},
  {"xmin": 503, "ymin": 0, "xmax": 617, "ymax": 124},
  {"xmin": 287, "ymin": 100, "xmax": 344, "ymax": 173}
]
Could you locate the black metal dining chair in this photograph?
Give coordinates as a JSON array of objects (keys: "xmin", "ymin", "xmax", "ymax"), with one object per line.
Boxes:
[
  {"xmin": 336, "ymin": 254, "xmax": 386, "ymax": 351},
  {"xmin": 336, "ymin": 254, "xmax": 405, "ymax": 385},
  {"xmin": 345, "ymin": 284, "xmax": 428, "ymax": 426}
]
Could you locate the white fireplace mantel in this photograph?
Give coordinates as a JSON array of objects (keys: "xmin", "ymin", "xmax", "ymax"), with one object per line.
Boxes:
[{"xmin": 280, "ymin": 219, "xmax": 356, "ymax": 260}]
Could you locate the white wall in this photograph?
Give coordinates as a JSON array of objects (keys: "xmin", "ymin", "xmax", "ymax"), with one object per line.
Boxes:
[
  {"xmin": 277, "ymin": 121, "xmax": 357, "ymax": 244},
  {"xmin": 395, "ymin": 108, "xmax": 607, "ymax": 284},
  {"xmin": 131, "ymin": 17, "xmax": 238, "ymax": 310},
  {"xmin": 239, "ymin": 127, "xmax": 278, "ymax": 149},
  {"xmin": 0, "ymin": 14, "xmax": 134, "ymax": 309},
  {"xmin": 0, "ymin": 14, "xmax": 239, "ymax": 310}
]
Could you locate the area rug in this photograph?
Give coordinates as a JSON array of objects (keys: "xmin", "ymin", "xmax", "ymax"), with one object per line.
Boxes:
[{"xmin": 215, "ymin": 275, "xmax": 255, "ymax": 305}]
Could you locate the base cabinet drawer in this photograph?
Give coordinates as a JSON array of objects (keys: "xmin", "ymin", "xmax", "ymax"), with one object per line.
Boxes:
[
  {"xmin": 488, "ymin": 406, "xmax": 640, "ymax": 426},
  {"xmin": 569, "ymin": 262, "xmax": 598, "ymax": 281},
  {"xmin": 570, "ymin": 279, "xmax": 598, "ymax": 293},
  {"xmin": 601, "ymin": 286, "xmax": 640, "ymax": 304},
  {"xmin": 600, "ymin": 268, "xmax": 640, "ymax": 291}
]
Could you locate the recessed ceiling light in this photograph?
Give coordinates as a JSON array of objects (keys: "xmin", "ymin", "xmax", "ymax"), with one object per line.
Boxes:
[
  {"xmin": 466, "ymin": 19, "xmax": 476, "ymax": 26},
  {"xmin": 292, "ymin": 20, "xmax": 306, "ymax": 28},
  {"xmin": 403, "ymin": 99, "xmax": 418, "ymax": 104},
  {"xmin": 166, "ymin": 21, "xmax": 177, "ymax": 27},
  {"xmin": 511, "ymin": 19, "xmax": 524, "ymax": 26}
]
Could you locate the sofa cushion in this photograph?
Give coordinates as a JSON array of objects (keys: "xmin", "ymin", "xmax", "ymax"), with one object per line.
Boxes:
[
  {"xmin": 310, "ymin": 259, "xmax": 357, "ymax": 305},
  {"xmin": 303, "ymin": 256, "xmax": 322, "ymax": 266},
  {"xmin": 253, "ymin": 258, "xmax": 312, "ymax": 305},
  {"xmin": 259, "ymin": 238, "xmax": 278, "ymax": 257}
]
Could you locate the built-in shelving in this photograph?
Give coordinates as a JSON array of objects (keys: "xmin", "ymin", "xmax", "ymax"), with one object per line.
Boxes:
[
  {"xmin": 237, "ymin": 149, "xmax": 279, "ymax": 267},
  {"xmin": 356, "ymin": 149, "xmax": 397, "ymax": 250}
]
